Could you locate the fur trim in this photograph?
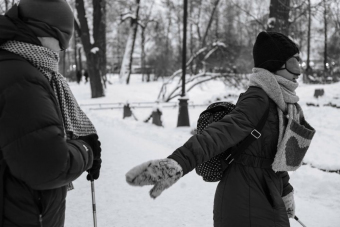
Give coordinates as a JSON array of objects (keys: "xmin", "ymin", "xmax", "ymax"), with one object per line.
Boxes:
[{"xmin": 126, "ymin": 158, "xmax": 183, "ymax": 199}]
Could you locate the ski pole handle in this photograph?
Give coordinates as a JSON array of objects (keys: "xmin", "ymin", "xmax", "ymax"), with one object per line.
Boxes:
[
  {"xmin": 91, "ymin": 180, "xmax": 98, "ymax": 227},
  {"xmin": 294, "ymin": 216, "xmax": 307, "ymax": 227}
]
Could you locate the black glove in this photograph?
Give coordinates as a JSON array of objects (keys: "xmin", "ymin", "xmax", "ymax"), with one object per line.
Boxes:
[
  {"xmin": 79, "ymin": 134, "xmax": 101, "ymax": 160},
  {"xmin": 79, "ymin": 134, "xmax": 102, "ymax": 181},
  {"xmin": 87, "ymin": 159, "xmax": 102, "ymax": 181}
]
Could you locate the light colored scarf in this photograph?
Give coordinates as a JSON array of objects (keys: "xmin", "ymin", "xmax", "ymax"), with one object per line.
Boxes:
[
  {"xmin": 248, "ymin": 68, "xmax": 315, "ymax": 171},
  {"xmin": 0, "ymin": 41, "xmax": 96, "ymax": 139},
  {"xmin": 249, "ymin": 68, "xmax": 302, "ymax": 143},
  {"xmin": 249, "ymin": 68, "xmax": 299, "ymax": 113}
]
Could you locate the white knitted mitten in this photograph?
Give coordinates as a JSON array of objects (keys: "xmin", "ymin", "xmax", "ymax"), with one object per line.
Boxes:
[
  {"xmin": 126, "ymin": 158, "xmax": 183, "ymax": 199},
  {"xmin": 282, "ymin": 191, "xmax": 295, "ymax": 218}
]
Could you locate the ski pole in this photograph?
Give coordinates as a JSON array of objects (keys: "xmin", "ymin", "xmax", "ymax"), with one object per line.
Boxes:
[
  {"xmin": 294, "ymin": 216, "xmax": 307, "ymax": 227},
  {"xmin": 91, "ymin": 180, "xmax": 98, "ymax": 227}
]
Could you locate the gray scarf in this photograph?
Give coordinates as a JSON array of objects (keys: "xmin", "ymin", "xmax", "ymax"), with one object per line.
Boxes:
[
  {"xmin": 0, "ymin": 40, "xmax": 96, "ymax": 139},
  {"xmin": 249, "ymin": 68, "xmax": 299, "ymax": 113},
  {"xmin": 249, "ymin": 68, "xmax": 304, "ymax": 154},
  {"xmin": 248, "ymin": 68, "xmax": 315, "ymax": 171}
]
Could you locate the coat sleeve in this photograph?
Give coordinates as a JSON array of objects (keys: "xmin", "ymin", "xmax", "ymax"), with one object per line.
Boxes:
[
  {"xmin": 279, "ymin": 171, "xmax": 294, "ymax": 196},
  {"xmin": 168, "ymin": 87, "xmax": 268, "ymax": 175},
  {"xmin": 0, "ymin": 77, "xmax": 93, "ymax": 190}
]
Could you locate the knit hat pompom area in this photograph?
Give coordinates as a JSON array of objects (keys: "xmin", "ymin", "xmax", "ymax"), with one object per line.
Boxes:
[
  {"xmin": 253, "ymin": 31, "xmax": 299, "ymax": 73},
  {"xmin": 18, "ymin": 0, "xmax": 74, "ymax": 50}
]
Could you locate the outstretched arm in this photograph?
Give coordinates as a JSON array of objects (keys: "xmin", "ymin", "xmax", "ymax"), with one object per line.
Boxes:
[
  {"xmin": 169, "ymin": 87, "xmax": 268, "ymax": 175},
  {"xmin": 126, "ymin": 87, "xmax": 269, "ymax": 198}
]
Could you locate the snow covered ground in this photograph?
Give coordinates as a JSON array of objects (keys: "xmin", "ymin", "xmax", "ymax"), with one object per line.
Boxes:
[{"xmin": 65, "ymin": 75, "xmax": 340, "ymax": 227}]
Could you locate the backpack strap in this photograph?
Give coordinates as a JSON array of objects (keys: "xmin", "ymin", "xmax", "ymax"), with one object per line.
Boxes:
[{"xmin": 221, "ymin": 96, "xmax": 270, "ymax": 170}]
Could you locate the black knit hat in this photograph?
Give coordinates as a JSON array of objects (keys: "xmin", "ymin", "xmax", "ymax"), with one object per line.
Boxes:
[
  {"xmin": 253, "ymin": 31, "xmax": 299, "ymax": 72},
  {"xmin": 18, "ymin": 0, "xmax": 74, "ymax": 50}
]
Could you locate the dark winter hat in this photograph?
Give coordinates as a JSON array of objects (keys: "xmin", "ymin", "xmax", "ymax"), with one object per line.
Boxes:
[
  {"xmin": 18, "ymin": 0, "xmax": 74, "ymax": 50},
  {"xmin": 253, "ymin": 31, "xmax": 299, "ymax": 72}
]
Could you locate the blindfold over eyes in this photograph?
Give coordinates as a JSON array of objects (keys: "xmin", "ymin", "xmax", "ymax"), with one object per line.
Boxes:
[{"xmin": 280, "ymin": 56, "xmax": 302, "ymax": 76}]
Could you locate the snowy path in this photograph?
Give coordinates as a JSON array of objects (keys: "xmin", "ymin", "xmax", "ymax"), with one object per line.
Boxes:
[
  {"xmin": 65, "ymin": 112, "xmax": 340, "ymax": 227},
  {"xmin": 64, "ymin": 77, "xmax": 340, "ymax": 227},
  {"xmin": 65, "ymin": 113, "xmax": 217, "ymax": 227}
]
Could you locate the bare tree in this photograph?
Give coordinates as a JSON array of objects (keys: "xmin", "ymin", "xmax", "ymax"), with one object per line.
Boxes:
[
  {"xmin": 75, "ymin": 0, "xmax": 105, "ymax": 98},
  {"xmin": 119, "ymin": 0, "xmax": 141, "ymax": 85},
  {"xmin": 267, "ymin": 0, "xmax": 291, "ymax": 35},
  {"xmin": 201, "ymin": 0, "xmax": 220, "ymax": 47},
  {"xmin": 306, "ymin": 0, "xmax": 312, "ymax": 72},
  {"xmin": 323, "ymin": 0, "xmax": 328, "ymax": 72},
  {"xmin": 138, "ymin": 0, "xmax": 157, "ymax": 82},
  {"xmin": 157, "ymin": 42, "xmax": 248, "ymax": 102}
]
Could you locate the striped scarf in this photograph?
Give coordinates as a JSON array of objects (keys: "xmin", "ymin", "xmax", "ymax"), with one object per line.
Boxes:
[{"xmin": 0, "ymin": 40, "xmax": 96, "ymax": 139}]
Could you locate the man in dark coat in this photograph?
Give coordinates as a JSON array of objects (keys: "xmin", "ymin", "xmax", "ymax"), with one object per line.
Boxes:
[
  {"xmin": 126, "ymin": 32, "xmax": 315, "ymax": 227},
  {"xmin": 0, "ymin": 1, "xmax": 102, "ymax": 226}
]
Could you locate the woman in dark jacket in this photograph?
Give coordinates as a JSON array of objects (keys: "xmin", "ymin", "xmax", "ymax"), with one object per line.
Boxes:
[
  {"xmin": 0, "ymin": 1, "xmax": 101, "ymax": 226},
  {"xmin": 126, "ymin": 31, "xmax": 315, "ymax": 227}
]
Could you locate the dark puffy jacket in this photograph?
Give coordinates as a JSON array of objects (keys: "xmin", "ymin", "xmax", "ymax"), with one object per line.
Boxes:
[
  {"xmin": 0, "ymin": 49, "xmax": 94, "ymax": 227},
  {"xmin": 169, "ymin": 86, "xmax": 293, "ymax": 227}
]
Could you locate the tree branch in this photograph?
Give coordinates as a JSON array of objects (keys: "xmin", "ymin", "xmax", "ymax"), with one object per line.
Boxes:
[
  {"xmin": 230, "ymin": 1, "xmax": 267, "ymax": 30},
  {"xmin": 201, "ymin": 0, "xmax": 220, "ymax": 47}
]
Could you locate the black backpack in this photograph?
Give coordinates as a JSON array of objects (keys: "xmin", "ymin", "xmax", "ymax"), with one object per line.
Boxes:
[{"xmin": 195, "ymin": 97, "xmax": 269, "ymax": 182}]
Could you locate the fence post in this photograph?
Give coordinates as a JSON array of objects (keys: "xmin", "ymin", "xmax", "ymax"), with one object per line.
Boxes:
[
  {"xmin": 314, "ymin": 89, "xmax": 324, "ymax": 98},
  {"xmin": 123, "ymin": 103, "xmax": 132, "ymax": 119},
  {"xmin": 151, "ymin": 109, "xmax": 163, "ymax": 126}
]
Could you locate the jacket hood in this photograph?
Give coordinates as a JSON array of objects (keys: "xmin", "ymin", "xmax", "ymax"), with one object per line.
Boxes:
[{"xmin": 0, "ymin": 4, "xmax": 41, "ymax": 47}]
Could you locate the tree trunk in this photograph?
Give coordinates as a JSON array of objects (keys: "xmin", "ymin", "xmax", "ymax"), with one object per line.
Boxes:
[
  {"xmin": 126, "ymin": 0, "xmax": 140, "ymax": 84},
  {"xmin": 194, "ymin": 0, "xmax": 220, "ymax": 74},
  {"xmin": 78, "ymin": 47, "xmax": 82, "ymax": 73},
  {"xmin": 165, "ymin": 0, "xmax": 172, "ymax": 77},
  {"xmin": 93, "ymin": 0, "xmax": 107, "ymax": 88},
  {"xmin": 62, "ymin": 51, "xmax": 66, "ymax": 76},
  {"xmin": 189, "ymin": 0, "xmax": 194, "ymax": 75},
  {"xmin": 120, "ymin": 31, "xmax": 133, "ymax": 82},
  {"xmin": 267, "ymin": 0, "xmax": 290, "ymax": 35},
  {"xmin": 120, "ymin": 0, "xmax": 141, "ymax": 84},
  {"xmin": 323, "ymin": 0, "xmax": 328, "ymax": 72},
  {"xmin": 126, "ymin": 19, "xmax": 139, "ymax": 84},
  {"xmin": 177, "ymin": 10, "xmax": 182, "ymax": 63},
  {"xmin": 75, "ymin": 0, "xmax": 105, "ymax": 98},
  {"xmin": 141, "ymin": 27, "xmax": 146, "ymax": 81},
  {"xmin": 215, "ymin": 5, "xmax": 219, "ymax": 40},
  {"xmin": 5, "ymin": 0, "xmax": 9, "ymax": 11},
  {"xmin": 117, "ymin": 26, "xmax": 121, "ymax": 74},
  {"xmin": 201, "ymin": 0, "xmax": 220, "ymax": 47},
  {"xmin": 73, "ymin": 36, "xmax": 78, "ymax": 74},
  {"xmin": 306, "ymin": 0, "xmax": 311, "ymax": 72}
]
